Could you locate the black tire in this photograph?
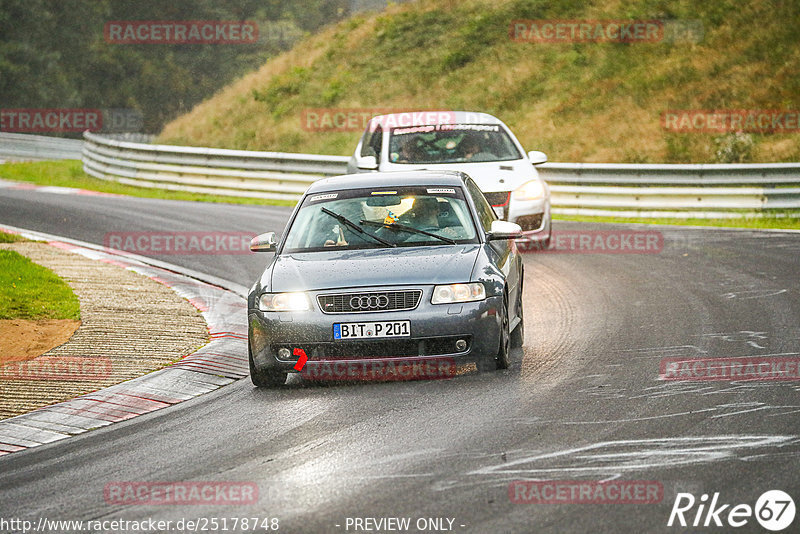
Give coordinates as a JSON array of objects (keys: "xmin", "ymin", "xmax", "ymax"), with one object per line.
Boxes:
[
  {"xmin": 478, "ymin": 292, "xmax": 510, "ymax": 372},
  {"xmin": 249, "ymin": 347, "xmax": 287, "ymax": 387},
  {"xmin": 496, "ymin": 292, "xmax": 511, "ymax": 369},
  {"xmin": 511, "ymin": 280, "xmax": 524, "ymax": 349}
]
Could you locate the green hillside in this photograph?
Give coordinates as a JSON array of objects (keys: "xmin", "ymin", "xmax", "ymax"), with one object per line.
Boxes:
[{"xmin": 158, "ymin": 0, "xmax": 800, "ymax": 163}]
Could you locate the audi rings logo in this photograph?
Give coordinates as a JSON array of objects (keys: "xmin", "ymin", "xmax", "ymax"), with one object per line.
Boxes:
[{"xmin": 350, "ymin": 295, "xmax": 389, "ymax": 310}]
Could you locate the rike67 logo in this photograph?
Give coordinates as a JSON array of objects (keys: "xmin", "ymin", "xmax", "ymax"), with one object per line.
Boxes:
[{"xmin": 668, "ymin": 490, "xmax": 795, "ymax": 531}]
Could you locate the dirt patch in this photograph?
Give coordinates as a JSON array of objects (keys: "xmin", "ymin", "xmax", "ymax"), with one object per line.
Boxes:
[
  {"xmin": 0, "ymin": 241, "xmax": 209, "ymax": 420},
  {"xmin": 0, "ymin": 319, "xmax": 81, "ymax": 364}
]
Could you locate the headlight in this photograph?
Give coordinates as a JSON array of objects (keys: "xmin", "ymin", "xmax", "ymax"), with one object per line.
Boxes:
[
  {"xmin": 258, "ymin": 292, "xmax": 310, "ymax": 311},
  {"xmin": 512, "ymin": 179, "xmax": 545, "ymax": 201},
  {"xmin": 431, "ymin": 283, "xmax": 486, "ymax": 304}
]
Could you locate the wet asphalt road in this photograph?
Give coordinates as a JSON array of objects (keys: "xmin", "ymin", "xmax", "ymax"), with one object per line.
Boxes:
[{"xmin": 1, "ymin": 189, "xmax": 799, "ymax": 533}]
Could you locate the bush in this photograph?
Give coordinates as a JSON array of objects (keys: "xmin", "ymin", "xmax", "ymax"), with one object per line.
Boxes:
[{"xmin": 714, "ymin": 132, "xmax": 754, "ymax": 163}]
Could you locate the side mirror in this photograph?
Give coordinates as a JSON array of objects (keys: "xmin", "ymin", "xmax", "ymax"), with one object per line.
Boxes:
[
  {"xmin": 250, "ymin": 232, "xmax": 278, "ymax": 252},
  {"xmin": 357, "ymin": 155, "xmax": 378, "ymax": 170},
  {"xmin": 528, "ymin": 150, "xmax": 548, "ymax": 165},
  {"xmin": 487, "ymin": 220, "xmax": 523, "ymax": 240}
]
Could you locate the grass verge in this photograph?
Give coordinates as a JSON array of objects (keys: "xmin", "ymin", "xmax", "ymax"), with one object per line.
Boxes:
[
  {"xmin": 554, "ymin": 214, "xmax": 800, "ymax": 230},
  {"xmin": 0, "ymin": 160, "xmax": 295, "ymax": 207},
  {"xmin": 0, "ymin": 249, "xmax": 81, "ymax": 320},
  {"xmin": 0, "ymin": 232, "xmax": 28, "ymax": 243},
  {"xmin": 3, "ymin": 161, "xmax": 798, "ymax": 230}
]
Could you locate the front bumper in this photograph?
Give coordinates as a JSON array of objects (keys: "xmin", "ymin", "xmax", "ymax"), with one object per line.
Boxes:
[
  {"xmin": 491, "ymin": 195, "xmax": 551, "ymax": 242},
  {"xmin": 248, "ymin": 286, "xmax": 503, "ymax": 374},
  {"xmin": 514, "ymin": 215, "xmax": 551, "ymax": 241}
]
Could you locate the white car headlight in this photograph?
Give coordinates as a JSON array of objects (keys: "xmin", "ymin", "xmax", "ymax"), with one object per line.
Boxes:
[
  {"xmin": 512, "ymin": 179, "xmax": 545, "ymax": 201},
  {"xmin": 259, "ymin": 292, "xmax": 310, "ymax": 311},
  {"xmin": 431, "ymin": 283, "xmax": 486, "ymax": 304}
]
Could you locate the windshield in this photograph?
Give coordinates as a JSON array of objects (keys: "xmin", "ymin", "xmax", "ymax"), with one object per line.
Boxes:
[
  {"xmin": 388, "ymin": 123, "xmax": 522, "ymax": 164},
  {"xmin": 283, "ymin": 186, "xmax": 479, "ymax": 252}
]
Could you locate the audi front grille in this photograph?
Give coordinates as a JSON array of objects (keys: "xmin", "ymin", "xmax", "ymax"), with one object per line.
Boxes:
[{"xmin": 317, "ymin": 290, "xmax": 423, "ymax": 314}]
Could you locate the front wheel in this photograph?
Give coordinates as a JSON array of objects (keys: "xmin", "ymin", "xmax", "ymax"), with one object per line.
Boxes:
[
  {"xmin": 496, "ymin": 292, "xmax": 511, "ymax": 369},
  {"xmin": 478, "ymin": 293, "xmax": 510, "ymax": 372},
  {"xmin": 249, "ymin": 347, "xmax": 287, "ymax": 387},
  {"xmin": 511, "ymin": 280, "xmax": 524, "ymax": 349}
]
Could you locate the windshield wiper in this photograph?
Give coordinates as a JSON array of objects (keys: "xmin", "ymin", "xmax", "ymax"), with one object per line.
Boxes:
[
  {"xmin": 321, "ymin": 207, "xmax": 395, "ymax": 247},
  {"xmin": 360, "ymin": 219, "xmax": 457, "ymax": 245}
]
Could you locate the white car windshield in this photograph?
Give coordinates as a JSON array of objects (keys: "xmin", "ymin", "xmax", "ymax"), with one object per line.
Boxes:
[
  {"xmin": 388, "ymin": 124, "xmax": 522, "ymax": 164},
  {"xmin": 283, "ymin": 186, "xmax": 479, "ymax": 252}
]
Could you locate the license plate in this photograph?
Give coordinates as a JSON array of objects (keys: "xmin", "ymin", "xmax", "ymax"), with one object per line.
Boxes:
[{"xmin": 333, "ymin": 321, "xmax": 410, "ymax": 339}]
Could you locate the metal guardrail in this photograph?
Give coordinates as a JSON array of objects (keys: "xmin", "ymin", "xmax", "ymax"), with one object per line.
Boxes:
[
  {"xmin": 82, "ymin": 132, "xmax": 348, "ymax": 200},
  {"xmin": 0, "ymin": 132, "xmax": 83, "ymax": 161},
  {"xmin": 79, "ymin": 132, "xmax": 800, "ymax": 217},
  {"xmin": 543, "ymin": 162, "xmax": 800, "ymax": 218}
]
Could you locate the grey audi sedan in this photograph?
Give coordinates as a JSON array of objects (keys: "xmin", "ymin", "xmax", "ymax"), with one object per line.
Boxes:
[{"xmin": 247, "ymin": 170, "xmax": 524, "ymax": 387}]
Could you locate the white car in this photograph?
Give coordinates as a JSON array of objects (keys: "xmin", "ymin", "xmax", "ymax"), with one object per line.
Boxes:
[{"xmin": 347, "ymin": 111, "xmax": 551, "ymax": 247}]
